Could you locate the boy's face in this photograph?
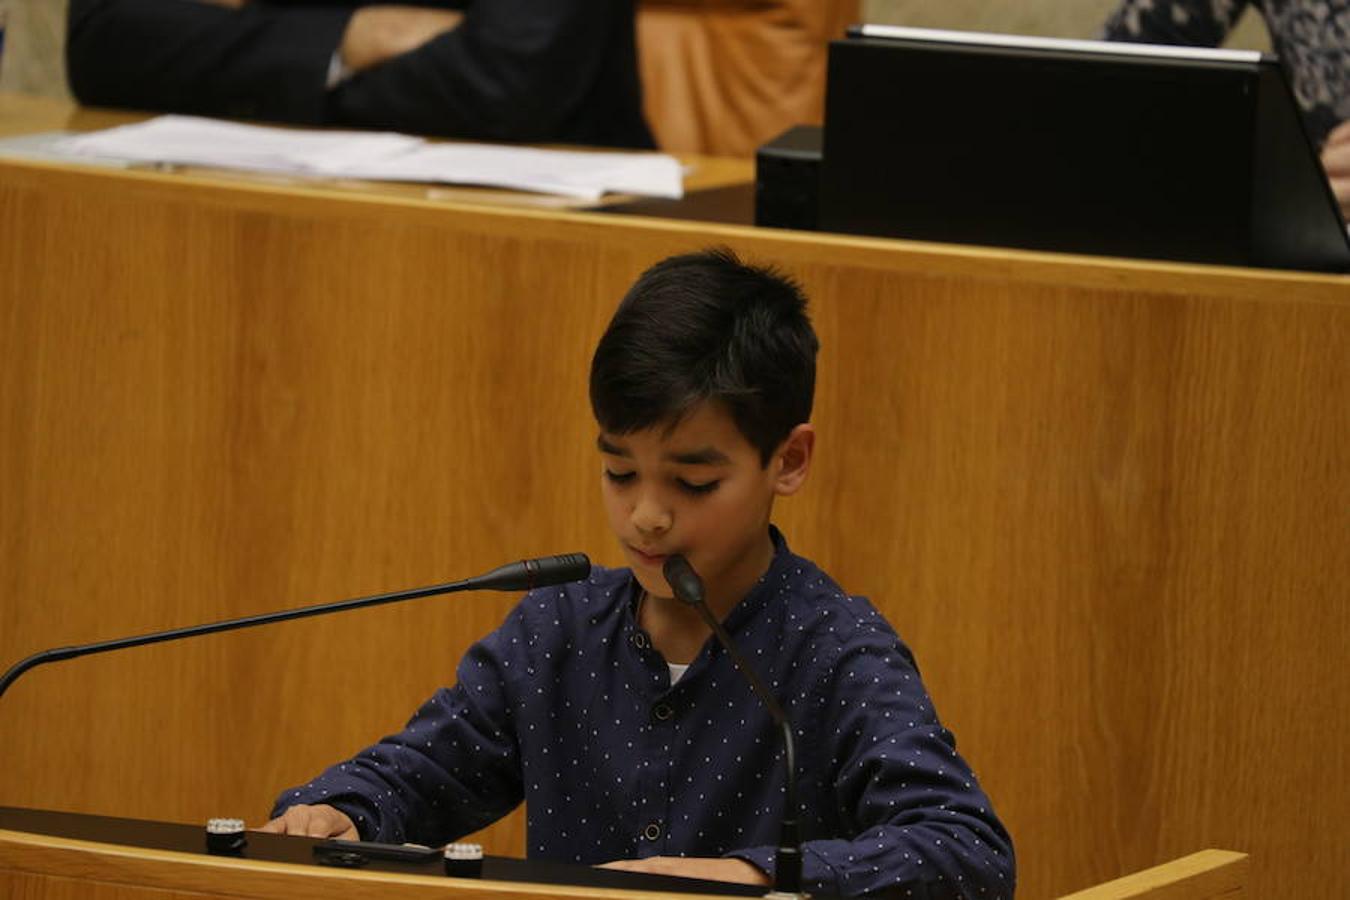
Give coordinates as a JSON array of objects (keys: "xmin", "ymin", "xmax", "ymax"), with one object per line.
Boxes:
[{"xmin": 597, "ymin": 402, "xmax": 811, "ymax": 609}]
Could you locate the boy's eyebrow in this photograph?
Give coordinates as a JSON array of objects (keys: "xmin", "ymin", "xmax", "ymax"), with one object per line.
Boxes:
[
  {"xmin": 596, "ymin": 435, "xmax": 730, "ymax": 466},
  {"xmin": 667, "ymin": 447, "xmax": 730, "ymax": 466},
  {"xmin": 597, "ymin": 435, "xmax": 630, "ymax": 457}
]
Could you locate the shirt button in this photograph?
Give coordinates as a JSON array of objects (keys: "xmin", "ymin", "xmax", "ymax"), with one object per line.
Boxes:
[
  {"xmin": 642, "ymin": 822, "xmax": 662, "ymax": 841},
  {"xmin": 631, "ymin": 631, "xmax": 650, "ymax": 650},
  {"xmin": 652, "ymin": 702, "xmax": 674, "ymax": 722}
]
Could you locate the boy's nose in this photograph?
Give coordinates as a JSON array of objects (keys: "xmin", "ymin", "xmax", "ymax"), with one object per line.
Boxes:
[{"xmin": 631, "ymin": 495, "xmax": 672, "ymax": 535}]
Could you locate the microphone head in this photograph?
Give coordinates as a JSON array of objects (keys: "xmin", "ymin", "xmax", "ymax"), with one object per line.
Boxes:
[
  {"xmin": 662, "ymin": 555, "xmax": 704, "ymax": 607},
  {"xmin": 472, "ymin": 553, "xmax": 591, "ymax": 592},
  {"xmin": 522, "ymin": 553, "xmax": 592, "ymax": 589}
]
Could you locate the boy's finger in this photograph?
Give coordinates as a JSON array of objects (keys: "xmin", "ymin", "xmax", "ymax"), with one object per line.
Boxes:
[
  {"xmin": 295, "ymin": 810, "xmax": 329, "ymax": 836},
  {"xmin": 256, "ymin": 816, "xmax": 286, "ymax": 833}
]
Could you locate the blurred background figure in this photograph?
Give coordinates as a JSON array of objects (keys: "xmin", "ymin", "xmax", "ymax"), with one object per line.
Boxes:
[
  {"xmin": 63, "ymin": 0, "xmax": 653, "ymax": 148},
  {"xmin": 1103, "ymin": 0, "xmax": 1350, "ymax": 215},
  {"xmin": 636, "ymin": 0, "xmax": 857, "ymax": 156}
]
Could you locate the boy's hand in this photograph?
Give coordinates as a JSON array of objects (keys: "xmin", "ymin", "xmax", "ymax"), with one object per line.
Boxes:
[
  {"xmin": 258, "ymin": 803, "xmax": 358, "ymax": 839},
  {"xmin": 598, "ymin": 856, "xmax": 769, "ymax": 885}
]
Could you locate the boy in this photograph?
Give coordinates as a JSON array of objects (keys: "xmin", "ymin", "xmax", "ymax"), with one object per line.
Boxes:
[{"xmin": 263, "ymin": 249, "xmax": 1015, "ymax": 897}]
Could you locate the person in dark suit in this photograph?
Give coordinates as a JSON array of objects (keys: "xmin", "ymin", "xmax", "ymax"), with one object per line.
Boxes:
[{"xmin": 66, "ymin": 0, "xmax": 654, "ymax": 149}]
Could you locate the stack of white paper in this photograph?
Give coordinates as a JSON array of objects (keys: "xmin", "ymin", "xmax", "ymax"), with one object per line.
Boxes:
[{"xmin": 55, "ymin": 115, "xmax": 684, "ymax": 201}]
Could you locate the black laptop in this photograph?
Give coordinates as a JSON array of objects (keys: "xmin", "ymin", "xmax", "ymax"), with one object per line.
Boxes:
[{"xmin": 820, "ymin": 25, "xmax": 1350, "ymax": 271}]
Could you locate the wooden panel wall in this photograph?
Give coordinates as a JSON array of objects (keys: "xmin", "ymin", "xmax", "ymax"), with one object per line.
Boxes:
[{"xmin": 0, "ymin": 159, "xmax": 1346, "ymax": 900}]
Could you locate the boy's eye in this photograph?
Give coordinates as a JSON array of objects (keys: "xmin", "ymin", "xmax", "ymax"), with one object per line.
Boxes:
[
  {"xmin": 678, "ymin": 479, "xmax": 721, "ymax": 496},
  {"xmin": 604, "ymin": 469, "xmax": 636, "ymax": 485}
]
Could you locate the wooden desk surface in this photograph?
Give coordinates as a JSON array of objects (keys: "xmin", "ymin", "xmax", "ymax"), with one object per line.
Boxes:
[
  {"xmin": 0, "ymin": 809, "xmax": 1248, "ymax": 900},
  {"xmin": 0, "ymin": 807, "xmax": 761, "ymax": 900},
  {"xmin": 0, "ymin": 91, "xmax": 1344, "ymax": 900}
]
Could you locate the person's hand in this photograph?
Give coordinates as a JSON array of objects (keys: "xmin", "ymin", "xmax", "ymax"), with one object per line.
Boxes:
[
  {"xmin": 598, "ymin": 856, "xmax": 769, "ymax": 886},
  {"xmin": 258, "ymin": 803, "xmax": 359, "ymax": 839},
  {"xmin": 340, "ymin": 6, "xmax": 464, "ymax": 73},
  {"xmin": 1320, "ymin": 120, "xmax": 1350, "ymax": 219}
]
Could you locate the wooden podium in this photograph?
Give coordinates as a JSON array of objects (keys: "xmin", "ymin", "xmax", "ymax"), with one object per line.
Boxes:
[
  {"xmin": 0, "ymin": 93, "xmax": 1339, "ymax": 899},
  {"xmin": 0, "ymin": 808, "xmax": 1245, "ymax": 900}
]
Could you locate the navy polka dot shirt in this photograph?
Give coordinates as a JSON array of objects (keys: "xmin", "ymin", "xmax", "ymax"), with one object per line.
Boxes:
[{"xmin": 274, "ymin": 529, "xmax": 1014, "ymax": 897}]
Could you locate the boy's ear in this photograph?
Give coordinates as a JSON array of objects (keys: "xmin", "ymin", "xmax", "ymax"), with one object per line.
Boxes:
[{"xmin": 772, "ymin": 424, "xmax": 815, "ymax": 496}]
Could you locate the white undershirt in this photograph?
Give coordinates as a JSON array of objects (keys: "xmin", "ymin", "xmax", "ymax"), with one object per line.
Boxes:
[{"xmin": 668, "ymin": 663, "xmax": 689, "ymax": 684}]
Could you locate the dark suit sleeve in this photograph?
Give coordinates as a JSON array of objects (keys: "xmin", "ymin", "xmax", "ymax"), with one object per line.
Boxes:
[
  {"xmin": 327, "ymin": 0, "xmax": 649, "ymax": 145},
  {"xmin": 67, "ymin": 0, "xmax": 650, "ymax": 146},
  {"xmin": 67, "ymin": 0, "xmax": 353, "ymax": 124}
]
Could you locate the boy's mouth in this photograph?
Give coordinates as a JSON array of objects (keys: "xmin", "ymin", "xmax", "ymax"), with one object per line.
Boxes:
[{"xmin": 627, "ymin": 545, "xmax": 670, "ymax": 567}]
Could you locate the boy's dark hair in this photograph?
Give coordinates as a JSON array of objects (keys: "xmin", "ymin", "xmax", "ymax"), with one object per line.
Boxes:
[{"xmin": 589, "ymin": 248, "xmax": 818, "ymax": 465}]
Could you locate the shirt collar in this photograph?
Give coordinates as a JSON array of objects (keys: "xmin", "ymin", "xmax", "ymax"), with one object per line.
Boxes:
[{"xmin": 719, "ymin": 524, "xmax": 792, "ymax": 633}]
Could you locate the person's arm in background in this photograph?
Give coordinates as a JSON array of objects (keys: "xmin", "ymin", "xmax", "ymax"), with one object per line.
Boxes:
[
  {"xmin": 338, "ymin": 4, "xmax": 462, "ymax": 77},
  {"xmin": 66, "ymin": 0, "xmax": 460, "ymax": 126},
  {"xmin": 1102, "ymin": 1, "xmax": 1350, "ymax": 221},
  {"xmin": 324, "ymin": 0, "xmax": 647, "ymax": 145},
  {"xmin": 1101, "ymin": 0, "xmax": 1248, "ymax": 45},
  {"xmin": 1320, "ymin": 120, "xmax": 1350, "ymax": 219}
]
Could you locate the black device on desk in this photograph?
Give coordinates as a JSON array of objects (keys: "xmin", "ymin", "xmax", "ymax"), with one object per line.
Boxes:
[
  {"xmin": 0, "ymin": 807, "xmax": 768, "ymax": 895},
  {"xmin": 756, "ymin": 126, "xmax": 823, "ymax": 231},
  {"xmin": 817, "ymin": 25, "xmax": 1350, "ymax": 271}
]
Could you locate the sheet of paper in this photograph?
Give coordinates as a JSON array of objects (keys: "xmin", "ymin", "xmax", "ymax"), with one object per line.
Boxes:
[
  {"xmin": 56, "ymin": 116, "xmax": 423, "ymax": 174},
  {"xmin": 53, "ymin": 115, "xmax": 683, "ymax": 200},
  {"xmin": 336, "ymin": 143, "xmax": 683, "ymax": 200},
  {"xmin": 0, "ymin": 130, "xmax": 133, "ymax": 168}
]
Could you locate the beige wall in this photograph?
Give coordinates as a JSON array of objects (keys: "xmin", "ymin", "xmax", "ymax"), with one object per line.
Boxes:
[
  {"xmin": 865, "ymin": 0, "xmax": 1121, "ymax": 38},
  {"xmin": 0, "ymin": 0, "xmax": 70, "ymax": 98},
  {"xmin": 0, "ymin": 1, "xmax": 1272, "ymax": 102},
  {"xmin": 861, "ymin": 0, "xmax": 1271, "ymax": 48}
]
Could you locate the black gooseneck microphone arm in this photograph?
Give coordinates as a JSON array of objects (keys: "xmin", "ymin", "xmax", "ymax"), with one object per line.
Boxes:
[
  {"xmin": 0, "ymin": 553, "xmax": 591, "ymax": 701},
  {"xmin": 662, "ymin": 555, "xmax": 804, "ymax": 898}
]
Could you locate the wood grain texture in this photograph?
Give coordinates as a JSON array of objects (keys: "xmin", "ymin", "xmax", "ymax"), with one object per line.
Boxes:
[
  {"xmin": 1058, "ymin": 850, "xmax": 1246, "ymax": 899},
  {"xmin": 0, "ymin": 118, "xmax": 1346, "ymax": 899}
]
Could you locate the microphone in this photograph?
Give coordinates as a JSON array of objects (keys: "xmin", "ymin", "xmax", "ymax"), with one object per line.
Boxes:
[
  {"xmin": 0, "ymin": 552, "xmax": 591, "ymax": 701},
  {"xmin": 662, "ymin": 555, "xmax": 804, "ymax": 898},
  {"xmin": 467, "ymin": 553, "xmax": 591, "ymax": 592}
]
